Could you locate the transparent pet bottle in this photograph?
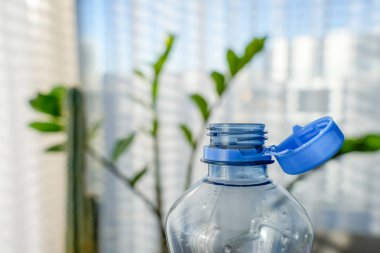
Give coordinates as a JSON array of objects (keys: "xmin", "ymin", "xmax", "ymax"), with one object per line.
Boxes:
[{"xmin": 166, "ymin": 117, "xmax": 344, "ymax": 253}]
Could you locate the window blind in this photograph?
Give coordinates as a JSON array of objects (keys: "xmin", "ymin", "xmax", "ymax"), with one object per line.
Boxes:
[
  {"xmin": 0, "ymin": 1, "xmax": 78, "ymax": 253},
  {"xmin": 76, "ymin": 0, "xmax": 380, "ymax": 252}
]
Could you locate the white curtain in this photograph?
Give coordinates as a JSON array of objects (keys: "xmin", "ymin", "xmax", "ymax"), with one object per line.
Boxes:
[
  {"xmin": 2, "ymin": 0, "xmax": 379, "ymax": 252},
  {"xmin": 77, "ymin": 0, "xmax": 380, "ymax": 252},
  {"xmin": 0, "ymin": 1, "xmax": 78, "ymax": 253}
]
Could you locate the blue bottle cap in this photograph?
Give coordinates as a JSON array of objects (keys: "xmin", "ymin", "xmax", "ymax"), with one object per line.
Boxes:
[{"xmin": 274, "ymin": 116, "xmax": 344, "ymax": 175}]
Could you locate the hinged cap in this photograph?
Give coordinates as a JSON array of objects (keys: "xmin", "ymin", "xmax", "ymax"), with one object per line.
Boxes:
[{"xmin": 274, "ymin": 116, "xmax": 344, "ymax": 175}]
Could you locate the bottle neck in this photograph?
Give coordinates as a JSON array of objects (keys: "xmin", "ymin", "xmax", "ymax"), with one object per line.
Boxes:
[
  {"xmin": 204, "ymin": 123, "xmax": 272, "ymax": 166},
  {"xmin": 207, "ymin": 164, "xmax": 269, "ymax": 185}
]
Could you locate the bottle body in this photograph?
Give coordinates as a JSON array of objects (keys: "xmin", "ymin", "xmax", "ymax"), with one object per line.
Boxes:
[
  {"xmin": 165, "ymin": 122, "xmax": 323, "ymax": 253},
  {"xmin": 166, "ymin": 165, "xmax": 314, "ymax": 253}
]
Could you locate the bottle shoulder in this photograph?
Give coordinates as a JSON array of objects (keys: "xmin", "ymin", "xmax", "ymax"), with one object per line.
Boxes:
[{"xmin": 167, "ymin": 178, "xmax": 312, "ymax": 227}]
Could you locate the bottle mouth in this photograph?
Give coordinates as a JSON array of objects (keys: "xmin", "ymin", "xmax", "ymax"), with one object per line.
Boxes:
[
  {"xmin": 208, "ymin": 123, "xmax": 267, "ymax": 149},
  {"xmin": 203, "ymin": 123, "xmax": 273, "ymax": 165}
]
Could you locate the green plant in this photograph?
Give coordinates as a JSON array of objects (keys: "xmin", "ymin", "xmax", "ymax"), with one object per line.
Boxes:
[
  {"xmin": 29, "ymin": 34, "xmax": 380, "ymax": 253},
  {"xmin": 29, "ymin": 86, "xmax": 155, "ymax": 253},
  {"xmin": 29, "ymin": 35, "xmax": 176, "ymax": 253},
  {"xmin": 30, "ymin": 87, "xmax": 98, "ymax": 253},
  {"xmin": 178, "ymin": 37, "xmax": 267, "ymax": 189},
  {"xmin": 28, "ymin": 36, "xmax": 270, "ymax": 253},
  {"xmin": 66, "ymin": 89, "xmax": 98, "ymax": 253},
  {"xmin": 128, "ymin": 34, "xmax": 175, "ymax": 253}
]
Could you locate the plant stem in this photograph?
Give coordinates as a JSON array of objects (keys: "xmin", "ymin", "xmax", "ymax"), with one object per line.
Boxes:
[
  {"xmin": 285, "ymin": 163, "xmax": 331, "ymax": 192},
  {"xmin": 285, "ymin": 155, "xmax": 344, "ymax": 192},
  {"xmin": 184, "ymin": 124, "xmax": 204, "ymax": 190},
  {"xmin": 66, "ymin": 88, "xmax": 98, "ymax": 253},
  {"xmin": 131, "ymin": 34, "xmax": 174, "ymax": 253},
  {"xmin": 86, "ymin": 146, "xmax": 166, "ymax": 239},
  {"xmin": 153, "ymin": 116, "xmax": 163, "ymax": 215},
  {"xmin": 152, "ymin": 100, "xmax": 166, "ymax": 252},
  {"xmin": 184, "ymin": 79, "xmax": 229, "ymax": 190},
  {"xmin": 153, "ymin": 127, "xmax": 166, "ymax": 253},
  {"xmin": 285, "ymin": 173, "xmax": 308, "ymax": 192}
]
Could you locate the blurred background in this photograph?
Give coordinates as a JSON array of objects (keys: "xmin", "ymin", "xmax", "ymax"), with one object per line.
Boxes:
[{"xmin": 1, "ymin": 0, "xmax": 380, "ymax": 252}]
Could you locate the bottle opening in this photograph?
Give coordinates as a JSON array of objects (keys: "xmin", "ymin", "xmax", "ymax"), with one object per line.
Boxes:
[
  {"xmin": 203, "ymin": 123, "xmax": 273, "ymax": 165},
  {"xmin": 208, "ymin": 123, "xmax": 267, "ymax": 149}
]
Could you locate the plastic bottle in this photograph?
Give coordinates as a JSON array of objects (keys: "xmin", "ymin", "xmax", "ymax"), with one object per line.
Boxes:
[{"xmin": 166, "ymin": 116, "xmax": 344, "ymax": 253}]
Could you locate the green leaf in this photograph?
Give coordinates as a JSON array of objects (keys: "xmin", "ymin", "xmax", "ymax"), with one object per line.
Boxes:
[
  {"xmin": 334, "ymin": 134, "xmax": 380, "ymax": 158},
  {"xmin": 152, "ymin": 119, "xmax": 159, "ymax": 137},
  {"xmin": 180, "ymin": 124, "xmax": 195, "ymax": 148},
  {"xmin": 88, "ymin": 119, "xmax": 103, "ymax": 140},
  {"xmin": 226, "ymin": 49, "xmax": 239, "ymax": 77},
  {"xmin": 210, "ymin": 71, "xmax": 226, "ymax": 96},
  {"xmin": 134, "ymin": 69, "xmax": 147, "ymax": 80},
  {"xmin": 151, "ymin": 34, "xmax": 176, "ymax": 102},
  {"xmin": 30, "ymin": 93, "xmax": 61, "ymax": 117},
  {"xmin": 45, "ymin": 143, "xmax": 66, "ymax": 152},
  {"xmin": 190, "ymin": 93, "xmax": 209, "ymax": 121},
  {"xmin": 130, "ymin": 167, "xmax": 148, "ymax": 187},
  {"xmin": 238, "ymin": 37, "xmax": 266, "ymax": 70},
  {"xmin": 29, "ymin": 86, "xmax": 67, "ymax": 117},
  {"xmin": 226, "ymin": 37, "xmax": 266, "ymax": 77},
  {"xmin": 153, "ymin": 34, "xmax": 175, "ymax": 75},
  {"xmin": 29, "ymin": 121, "xmax": 64, "ymax": 132},
  {"xmin": 152, "ymin": 79, "xmax": 159, "ymax": 102},
  {"xmin": 112, "ymin": 133, "xmax": 136, "ymax": 162},
  {"xmin": 50, "ymin": 86, "xmax": 67, "ymax": 101}
]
